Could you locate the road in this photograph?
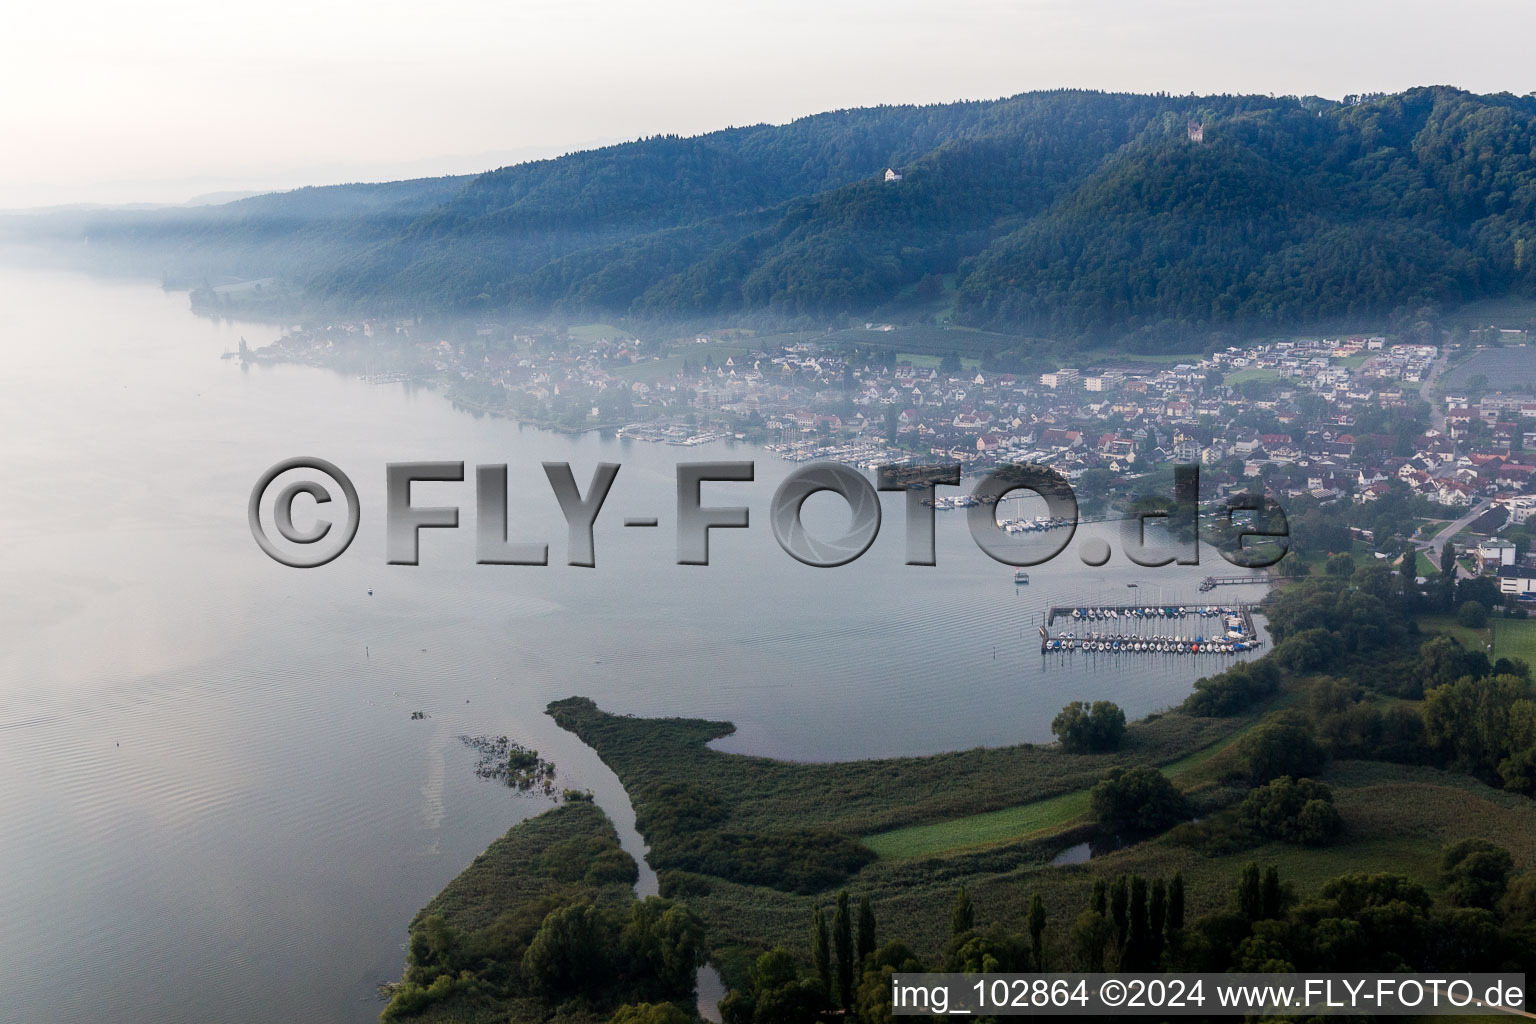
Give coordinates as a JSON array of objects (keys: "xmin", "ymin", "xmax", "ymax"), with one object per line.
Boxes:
[
  {"xmin": 1418, "ymin": 498, "xmax": 1492, "ymax": 579},
  {"xmin": 1420, "ymin": 347, "xmax": 1451, "ymax": 433}
]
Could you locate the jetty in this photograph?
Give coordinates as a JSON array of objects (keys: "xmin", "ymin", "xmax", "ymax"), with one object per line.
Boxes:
[
  {"xmin": 1198, "ymin": 574, "xmax": 1277, "ymax": 592},
  {"xmin": 1039, "ymin": 602, "xmax": 1261, "ymax": 656}
]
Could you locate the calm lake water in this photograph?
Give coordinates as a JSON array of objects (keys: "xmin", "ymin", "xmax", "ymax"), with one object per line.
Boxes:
[{"xmin": 0, "ymin": 267, "xmax": 1266, "ymax": 1023}]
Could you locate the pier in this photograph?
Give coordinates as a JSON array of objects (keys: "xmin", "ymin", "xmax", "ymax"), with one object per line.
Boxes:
[
  {"xmin": 1198, "ymin": 574, "xmax": 1277, "ymax": 591},
  {"xmin": 1040, "ymin": 602, "xmax": 1261, "ymax": 656}
]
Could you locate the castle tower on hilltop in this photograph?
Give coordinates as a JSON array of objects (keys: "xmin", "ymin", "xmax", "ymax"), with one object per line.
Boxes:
[{"xmin": 1187, "ymin": 120, "xmax": 1204, "ymax": 143}]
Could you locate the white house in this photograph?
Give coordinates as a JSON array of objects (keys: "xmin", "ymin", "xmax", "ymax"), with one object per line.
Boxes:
[
  {"xmin": 1498, "ymin": 565, "xmax": 1536, "ymax": 598},
  {"xmin": 1477, "ymin": 539, "xmax": 1517, "ymax": 571}
]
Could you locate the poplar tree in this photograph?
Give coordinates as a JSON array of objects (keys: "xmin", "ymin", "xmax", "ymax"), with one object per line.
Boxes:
[
  {"xmin": 1027, "ymin": 893, "xmax": 1048, "ymax": 970},
  {"xmin": 811, "ymin": 904, "xmax": 831, "ymax": 1001},
  {"xmin": 1238, "ymin": 862, "xmax": 1263, "ymax": 921},
  {"xmin": 833, "ymin": 889, "xmax": 853, "ymax": 1010},
  {"xmin": 856, "ymin": 895, "xmax": 876, "ymax": 964},
  {"xmin": 951, "ymin": 886, "xmax": 975, "ymax": 936},
  {"xmin": 1110, "ymin": 876, "xmax": 1129, "ymax": 954}
]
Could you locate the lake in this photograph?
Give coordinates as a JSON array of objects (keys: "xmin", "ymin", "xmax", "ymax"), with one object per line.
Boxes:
[{"xmin": 0, "ymin": 266, "xmax": 1266, "ymax": 1023}]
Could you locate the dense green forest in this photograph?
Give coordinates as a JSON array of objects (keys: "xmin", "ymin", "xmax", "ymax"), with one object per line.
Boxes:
[{"xmin": 16, "ymin": 86, "xmax": 1536, "ymax": 348}]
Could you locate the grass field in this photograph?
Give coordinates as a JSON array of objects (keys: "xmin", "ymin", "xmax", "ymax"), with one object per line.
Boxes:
[
  {"xmin": 566, "ymin": 322, "xmax": 628, "ymax": 342},
  {"xmin": 1493, "ymin": 615, "xmax": 1536, "ymax": 663},
  {"xmin": 862, "ymin": 713, "xmax": 1270, "ymax": 860},
  {"xmin": 1415, "ymin": 612, "xmax": 1536, "ymax": 661},
  {"xmin": 1417, "ymin": 613, "xmax": 1491, "ymax": 651},
  {"xmin": 1224, "ymin": 367, "xmax": 1286, "ymax": 385},
  {"xmin": 1087, "ymin": 350, "xmax": 1209, "ymax": 365},
  {"xmin": 898, "ymin": 351, "xmax": 981, "ymax": 370},
  {"xmin": 1440, "ymin": 295, "xmax": 1536, "ymax": 329},
  {"xmin": 608, "ymin": 343, "xmax": 758, "ymax": 383},
  {"xmin": 864, "ymin": 789, "xmax": 1093, "ymax": 859},
  {"xmin": 818, "ymin": 324, "xmax": 1024, "ymax": 357}
]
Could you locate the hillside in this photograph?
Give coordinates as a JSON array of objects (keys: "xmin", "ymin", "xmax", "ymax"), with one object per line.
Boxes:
[{"xmin": 19, "ymin": 86, "xmax": 1536, "ymax": 348}]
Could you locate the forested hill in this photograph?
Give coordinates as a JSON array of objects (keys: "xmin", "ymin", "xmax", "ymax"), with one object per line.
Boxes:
[{"xmin": 27, "ymin": 86, "xmax": 1536, "ymax": 347}]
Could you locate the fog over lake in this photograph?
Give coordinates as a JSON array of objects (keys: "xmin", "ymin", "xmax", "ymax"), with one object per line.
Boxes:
[{"xmin": 0, "ymin": 267, "xmax": 1265, "ymax": 1023}]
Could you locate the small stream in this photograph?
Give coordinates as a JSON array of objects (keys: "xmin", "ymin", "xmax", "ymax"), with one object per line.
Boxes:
[{"xmin": 584, "ymin": 758, "xmax": 724, "ymax": 1021}]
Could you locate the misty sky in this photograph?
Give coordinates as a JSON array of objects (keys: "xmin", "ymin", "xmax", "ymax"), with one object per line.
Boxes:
[{"xmin": 6, "ymin": 0, "xmax": 1535, "ymax": 208}]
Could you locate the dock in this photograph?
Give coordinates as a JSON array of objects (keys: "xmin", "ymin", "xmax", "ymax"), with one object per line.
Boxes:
[
  {"xmin": 1198, "ymin": 574, "xmax": 1276, "ymax": 592},
  {"xmin": 1040, "ymin": 602, "xmax": 1262, "ymax": 656}
]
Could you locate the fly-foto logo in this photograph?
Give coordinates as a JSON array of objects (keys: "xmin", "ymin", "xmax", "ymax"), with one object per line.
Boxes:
[{"xmin": 247, "ymin": 459, "xmax": 1289, "ymax": 570}]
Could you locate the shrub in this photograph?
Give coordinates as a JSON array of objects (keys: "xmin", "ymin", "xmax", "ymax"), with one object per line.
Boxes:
[
  {"xmin": 1458, "ymin": 600, "xmax": 1489, "ymax": 629},
  {"xmin": 538, "ymin": 835, "xmax": 638, "ymax": 885},
  {"xmin": 586, "ymin": 847, "xmax": 642, "ymax": 886}
]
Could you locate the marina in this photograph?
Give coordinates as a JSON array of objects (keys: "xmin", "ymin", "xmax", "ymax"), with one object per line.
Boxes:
[{"xmin": 1039, "ymin": 602, "xmax": 1262, "ymax": 656}]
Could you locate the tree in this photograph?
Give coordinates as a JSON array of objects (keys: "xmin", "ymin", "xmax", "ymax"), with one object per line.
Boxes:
[
  {"xmin": 1149, "ymin": 879, "xmax": 1167, "ymax": 965},
  {"xmin": 1090, "ymin": 766, "xmax": 1189, "ymax": 833},
  {"xmin": 1424, "ymin": 673, "xmax": 1534, "ymax": 784},
  {"xmin": 1235, "ymin": 720, "xmax": 1328, "ymax": 785},
  {"xmin": 832, "ymin": 890, "xmax": 853, "ymax": 1010},
  {"xmin": 1236, "ymin": 862, "xmax": 1264, "ymax": 921},
  {"xmin": 951, "ymin": 886, "xmax": 975, "ymax": 936},
  {"xmin": 1051, "ymin": 700, "xmax": 1127, "ymax": 752},
  {"xmin": 1237, "ymin": 776, "xmax": 1344, "ymax": 844},
  {"xmin": 1502, "ymin": 868, "xmax": 1536, "ymax": 926},
  {"xmin": 810, "ymin": 905, "xmax": 831, "ymax": 1001},
  {"xmin": 854, "ymin": 942, "xmax": 925, "ymax": 1024},
  {"xmin": 1458, "ymin": 600, "xmax": 1489, "ymax": 629},
  {"xmin": 523, "ymin": 902, "xmax": 617, "ymax": 995},
  {"xmin": 1071, "ymin": 911, "xmax": 1109, "ymax": 972},
  {"xmin": 1110, "ymin": 876, "xmax": 1129, "ymax": 954},
  {"xmin": 728, "ymin": 948, "xmax": 824, "ymax": 1024},
  {"xmin": 1440, "ymin": 839, "xmax": 1514, "ymax": 909},
  {"xmin": 1418, "ymin": 634, "xmax": 1491, "ymax": 696},
  {"xmin": 1273, "ymin": 627, "xmax": 1342, "ymax": 673},
  {"xmin": 622, "ymin": 897, "xmax": 705, "ymax": 997},
  {"xmin": 1126, "ymin": 876, "xmax": 1150, "ymax": 969},
  {"xmin": 1167, "ymin": 872, "xmax": 1185, "ymax": 936},
  {"xmin": 857, "ymin": 895, "xmax": 877, "ymax": 965},
  {"xmin": 610, "ymin": 1004, "xmax": 693, "ymax": 1024},
  {"xmin": 1326, "ymin": 552, "xmax": 1356, "ymax": 576},
  {"xmin": 1261, "ymin": 865, "xmax": 1284, "ymax": 920},
  {"xmin": 1027, "ymin": 894, "xmax": 1047, "ymax": 969}
]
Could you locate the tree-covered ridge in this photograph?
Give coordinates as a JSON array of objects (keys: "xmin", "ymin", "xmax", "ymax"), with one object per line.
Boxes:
[{"xmin": 48, "ymin": 86, "xmax": 1536, "ymax": 347}]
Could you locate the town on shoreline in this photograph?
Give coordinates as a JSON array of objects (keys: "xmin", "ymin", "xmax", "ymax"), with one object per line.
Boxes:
[{"xmin": 236, "ymin": 317, "xmax": 1536, "ymax": 579}]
